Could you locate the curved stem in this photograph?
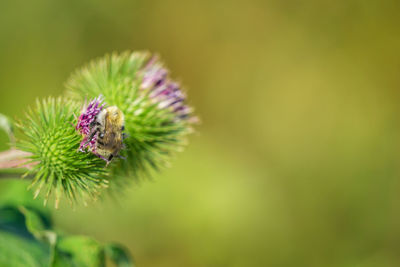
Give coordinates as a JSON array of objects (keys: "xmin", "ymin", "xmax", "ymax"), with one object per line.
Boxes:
[{"xmin": 0, "ymin": 149, "xmax": 33, "ymax": 178}]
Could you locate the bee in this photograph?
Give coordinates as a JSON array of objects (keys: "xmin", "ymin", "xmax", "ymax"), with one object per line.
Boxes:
[{"xmin": 90, "ymin": 106, "xmax": 125, "ymax": 164}]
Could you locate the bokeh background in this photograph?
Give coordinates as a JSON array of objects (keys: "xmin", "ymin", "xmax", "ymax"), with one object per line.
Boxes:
[{"xmin": 1, "ymin": 0, "xmax": 400, "ymax": 266}]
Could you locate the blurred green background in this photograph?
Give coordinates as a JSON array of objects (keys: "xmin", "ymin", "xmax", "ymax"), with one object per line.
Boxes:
[{"xmin": 1, "ymin": 0, "xmax": 400, "ymax": 266}]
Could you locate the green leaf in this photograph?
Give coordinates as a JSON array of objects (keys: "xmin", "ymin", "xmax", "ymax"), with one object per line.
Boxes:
[
  {"xmin": 104, "ymin": 243, "xmax": 135, "ymax": 267},
  {"xmin": 0, "ymin": 181, "xmax": 133, "ymax": 267},
  {"xmin": 0, "ymin": 230, "xmax": 49, "ymax": 267},
  {"xmin": 0, "ymin": 113, "xmax": 15, "ymax": 146},
  {"xmin": 0, "ymin": 205, "xmax": 51, "ymax": 267},
  {"xmin": 0, "ymin": 203, "xmax": 133, "ymax": 267},
  {"xmin": 19, "ymin": 206, "xmax": 56, "ymax": 245},
  {"xmin": 53, "ymin": 236, "xmax": 104, "ymax": 267}
]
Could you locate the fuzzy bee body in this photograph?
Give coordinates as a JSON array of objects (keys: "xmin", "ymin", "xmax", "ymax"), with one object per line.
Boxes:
[{"xmin": 91, "ymin": 106, "xmax": 125, "ymax": 163}]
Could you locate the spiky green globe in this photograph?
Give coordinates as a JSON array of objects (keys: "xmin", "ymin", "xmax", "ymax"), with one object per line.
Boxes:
[{"xmin": 17, "ymin": 97, "xmax": 109, "ymax": 207}]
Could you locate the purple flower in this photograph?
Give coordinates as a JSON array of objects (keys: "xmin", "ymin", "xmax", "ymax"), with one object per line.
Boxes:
[
  {"xmin": 76, "ymin": 95, "xmax": 105, "ymax": 152},
  {"xmin": 141, "ymin": 56, "xmax": 197, "ymax": 122}
]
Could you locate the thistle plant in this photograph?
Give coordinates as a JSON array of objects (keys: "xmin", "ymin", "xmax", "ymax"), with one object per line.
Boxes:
[{"xmin": 2, "ymin": 51, "xmax": 196, "ymax": 207}]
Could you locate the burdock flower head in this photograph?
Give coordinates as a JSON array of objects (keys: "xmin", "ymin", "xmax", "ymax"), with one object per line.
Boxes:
[
  {"xmin": 16, "ymin": 98, "xmax": 109, "ymax": 207},
  {"xmin": 15, "ymin": 51, "xmax": 197, "ymax": 207}
]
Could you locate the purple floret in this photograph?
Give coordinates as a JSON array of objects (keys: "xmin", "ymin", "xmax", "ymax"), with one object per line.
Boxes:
[
  {"xmin": 140, "ymin": 56, "xmax": 196, "ymax": 123},
  {"xmin": 76, "ymin": 95, "xmax": 105, "ymax": 152}
]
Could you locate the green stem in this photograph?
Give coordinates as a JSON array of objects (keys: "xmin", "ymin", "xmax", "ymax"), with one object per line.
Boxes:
[
  {"xmin": 0, "ymin": 170, "xmax": 26, "ymax": 179},
  {"xmin": 0, "ymin": 149, "xmax": 32, "ymax": 178}
]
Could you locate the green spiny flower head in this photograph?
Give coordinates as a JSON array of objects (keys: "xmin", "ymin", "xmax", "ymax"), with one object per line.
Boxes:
[
  {"xmin": 17, "ymin": 97, "xmax": 109, "ymax": 207},
  {"xmin": 66, "ymin": 51, "xmax": 197, "ymax": 179},
  {"xmin": 15, "ymin": 51, "xmax": 197, "ymax": 207}
]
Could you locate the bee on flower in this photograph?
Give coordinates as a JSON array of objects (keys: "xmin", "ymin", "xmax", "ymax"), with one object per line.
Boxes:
[{"xmin": 76, "ymin": 95, "xmax": 125, "ymax": 164}]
